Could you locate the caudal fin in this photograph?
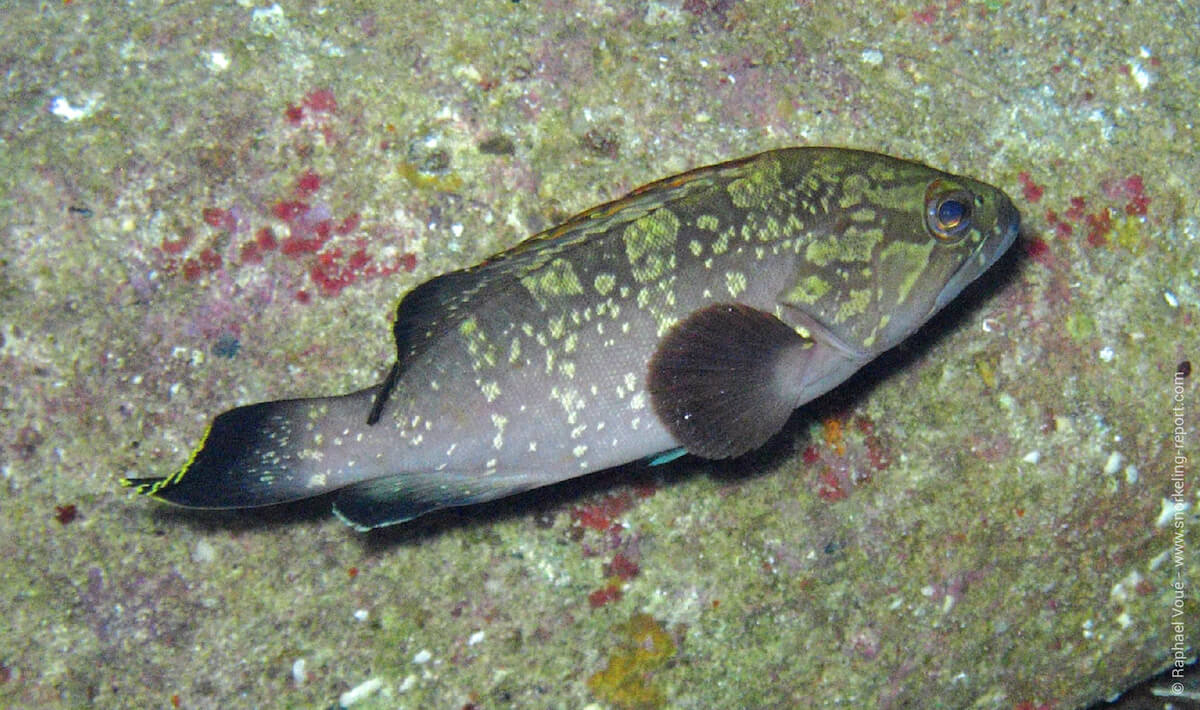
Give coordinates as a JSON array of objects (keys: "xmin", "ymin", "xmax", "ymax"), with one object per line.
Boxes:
[{"xmin": 125, "ymin": 388, "xmax": 380, "ymax": 509}]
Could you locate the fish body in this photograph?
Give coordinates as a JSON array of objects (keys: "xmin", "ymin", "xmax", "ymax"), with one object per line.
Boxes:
[{"xmin": 127, "ymin": 148, "xmax": 1019, "ymax": 529}]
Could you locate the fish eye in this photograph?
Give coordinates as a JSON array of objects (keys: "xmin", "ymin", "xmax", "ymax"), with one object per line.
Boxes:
[{"xmin": 925, "ymin": 185, "xmax": 975, "ymax": 242}]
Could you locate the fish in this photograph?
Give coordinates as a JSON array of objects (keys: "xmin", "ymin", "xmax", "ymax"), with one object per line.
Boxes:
[{"xmin": 124, "ymin": 147, "xmax": 1019, "ymax": 530}]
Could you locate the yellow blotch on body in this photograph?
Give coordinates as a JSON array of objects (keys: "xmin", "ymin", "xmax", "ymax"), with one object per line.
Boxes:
[
  {"xmin": 521, "ymin": 257, "xmax": 584, "ymax": 301},
  {"xmin": 623, "ymin": 210, "xmax": 680, "ymax": 282},
  {"xmin": 727, "ymin": 157, "xmax": 783, "ymax": 210},
  {"xmin": 594, "ymin": 272, "xmax": 616, "ymax": 296},
  {"xmin": 725, "ymin": 271, "xmax": 747, "ymax": 298},
  {"xmin": 786, "ymin": 274, "xmax": 831, "ymax": 304}
]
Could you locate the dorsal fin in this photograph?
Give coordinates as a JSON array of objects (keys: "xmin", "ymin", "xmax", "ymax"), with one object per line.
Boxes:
[
  {"xmin": 367, "ymin": 268, "xmax": 495, "ymax": 424},
  {"xmin": 367, "ymin": 163, "xmax": 736, "ymax": 424}
]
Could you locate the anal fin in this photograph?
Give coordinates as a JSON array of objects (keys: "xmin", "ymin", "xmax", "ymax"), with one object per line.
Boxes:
[
  {"xmin": 647, "ymin": 302, "xmax": 816, "ymax": 460},
  {"xmin": 332, "ymin": 472, "xmax": 536, "ymax": 531}
]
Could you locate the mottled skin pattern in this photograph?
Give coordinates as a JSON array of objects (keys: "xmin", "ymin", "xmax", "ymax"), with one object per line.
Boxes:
[{"xmin": 127, "ymin": 148, "xmax": 1019, "ymax": 530}]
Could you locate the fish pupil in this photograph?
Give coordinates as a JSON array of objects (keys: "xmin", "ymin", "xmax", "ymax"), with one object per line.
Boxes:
[
  {"xmin": 925, "ymin": 188, "xmax": 974, "ymax": 241},
  {"xmin": 937, "ymin": 198, "xmax": 968, "ymax": 229}
]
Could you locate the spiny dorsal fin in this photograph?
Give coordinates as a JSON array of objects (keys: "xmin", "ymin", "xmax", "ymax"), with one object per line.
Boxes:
[
  {"xmin": 647, "ymin": 303, "xmax": 814, "ymax": 459},
  {"xmin": 368, "ymin": 166, "xmax": 732, "ymax": 424}
]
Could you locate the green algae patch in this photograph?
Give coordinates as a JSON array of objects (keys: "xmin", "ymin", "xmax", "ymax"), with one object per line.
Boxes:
[
  {"xmin": 1111, "ymin": 215, "xmax": 1145, "ymax": 252},
  {"xmin": 1065, "ymin": 310, "xmax": 1097, "ymax": 342},
  {"xmin": 396, "ymin": 161, "xmax": 464, "ymax": 193},
  {"xmin": 588, "ymin": 613, "xmax": 676, "ymax": 710},
  {"xmin": 974, "ymin": 353, "xmax": 999, "ymax": 389}
]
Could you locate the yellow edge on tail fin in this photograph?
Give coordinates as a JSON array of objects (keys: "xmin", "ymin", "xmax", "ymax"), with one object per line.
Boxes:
[{"xmin": 120, "ymin": 419, "xmax": 216, "ymax": 496}]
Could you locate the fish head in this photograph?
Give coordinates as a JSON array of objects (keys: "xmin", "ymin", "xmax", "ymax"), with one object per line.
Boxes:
[{"xmin": 779, "ymin": 150, "xmax": 1020, "ymax": 358}]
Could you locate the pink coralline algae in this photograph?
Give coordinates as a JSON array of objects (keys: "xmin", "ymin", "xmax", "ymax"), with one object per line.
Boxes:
[{"xmin": 155, "ymin": 88, "xmax": 421, "ymax": 302}]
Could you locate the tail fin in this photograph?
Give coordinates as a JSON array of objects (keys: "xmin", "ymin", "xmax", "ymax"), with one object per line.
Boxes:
[{"xmin": 125, "ymin": 387, "xmax": 381, "ymax": 509}]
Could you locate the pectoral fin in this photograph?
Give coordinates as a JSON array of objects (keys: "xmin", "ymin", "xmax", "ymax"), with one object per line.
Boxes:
[{"xmin": 647, "ymin": 303, "xmax": 814, "ymax": 459}]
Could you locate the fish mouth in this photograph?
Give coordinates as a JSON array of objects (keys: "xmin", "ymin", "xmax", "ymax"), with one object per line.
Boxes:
[{"xmin": 931, "ymin": 197, "xmax": 1020, "ymax": 313}]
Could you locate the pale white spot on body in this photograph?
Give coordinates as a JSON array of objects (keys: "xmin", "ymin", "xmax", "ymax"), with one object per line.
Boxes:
[{"xmin": 492, "ymin": 413, "xmax": 508, "ymax": 450}]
